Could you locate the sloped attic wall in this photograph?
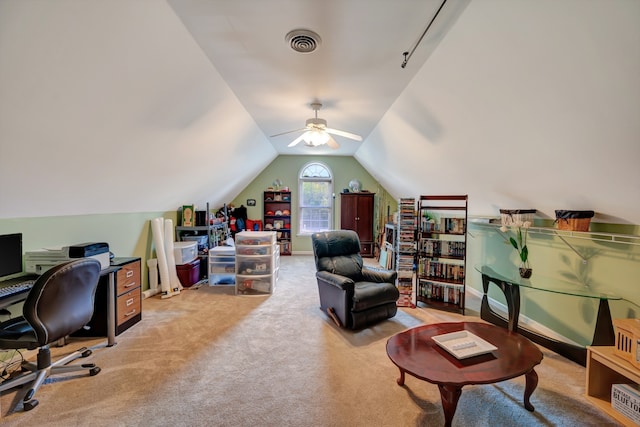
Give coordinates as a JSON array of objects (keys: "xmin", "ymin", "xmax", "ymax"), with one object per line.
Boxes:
[
  {"xmin": 0, "ymin": 0, "xmax": 276, "ymax": 219},
  {"xmin": 357, "ymin": 0, "xmax": 640, "ymax": 225}
]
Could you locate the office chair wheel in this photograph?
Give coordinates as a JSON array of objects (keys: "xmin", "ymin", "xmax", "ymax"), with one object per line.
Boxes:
[
  {"xmin": 23, "ymin": 399, "xmax": 39, "ymax": 411},
  {"xmin": 81, "ymin": 349, "xmax": 92, "ymax": 358},
  {"xmin": 89, "ymin": 367, "xmax": 101, "ymax": 376}
]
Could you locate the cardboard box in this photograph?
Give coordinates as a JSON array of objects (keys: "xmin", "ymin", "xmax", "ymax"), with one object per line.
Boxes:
[{"xmin": 611, "ymin": 383, "xmax": 640, "ymax": 425}]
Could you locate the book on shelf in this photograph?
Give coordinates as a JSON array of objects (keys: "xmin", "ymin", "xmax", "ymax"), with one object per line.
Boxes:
[
  {"xmin": 417, "ymin": 280, "xmax": 463, "ymax": 305},
  {"xmin": 611, "ymin": 383, "xmax": 640, "ymax": 425},
  {"xmin": 418, "ymin": 260, "xmax": 465, "ymax": 283}
]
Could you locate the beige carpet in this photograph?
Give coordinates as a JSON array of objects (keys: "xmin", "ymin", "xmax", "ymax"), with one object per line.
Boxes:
[{"xmin": 0, "ymin": 256, "xmax": 621, "ymax": 426}]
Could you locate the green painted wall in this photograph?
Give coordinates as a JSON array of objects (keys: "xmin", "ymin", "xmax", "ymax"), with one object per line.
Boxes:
[
  {"xmin": 467, "ymin": 220, "xmax": 640, "ymax": 345},
  {"xmin": 0, "ymin": 211, "xmax": 176, "ymax": 291},
  {"xmin": 3, "ymin": 157, "xmax": 639, "ymax": 347},
  {"xmin": 231, "ymin": 155, "xmax": 396, "ymax": 254}
]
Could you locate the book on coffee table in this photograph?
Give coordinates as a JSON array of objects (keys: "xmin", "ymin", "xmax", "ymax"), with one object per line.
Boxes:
[{"xmin": 432, "ymin": 330, "xmax": 498, "ymax": 359}]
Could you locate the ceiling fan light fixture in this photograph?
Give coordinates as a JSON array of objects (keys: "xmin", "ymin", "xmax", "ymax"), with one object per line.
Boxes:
[
  {"xmin": 285, "ymin": 29, "xmax": 321, "ymax": 54},
  {"xmin": 302, "ymin": 129, "xmax": 330, "ymax": 146},
  {"xmin": 272, "ymin": 101, "xmax": 361, "ymax": 150}
]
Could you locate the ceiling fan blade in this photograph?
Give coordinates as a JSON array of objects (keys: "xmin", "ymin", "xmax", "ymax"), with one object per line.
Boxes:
[
  {"xmin": 327, "ymin": 135, "xmax": 340, "ymax": 149},
  {"xmin": 270, "ymin": 127, "xmax": 307, "ymax": 138},
  {"xmin": 287, "ymin": 133, "xmax": 306, "ymax": 147},
  {"xmin": 325, "ymin": 127, "xmax": 363, "ymax": 141}
]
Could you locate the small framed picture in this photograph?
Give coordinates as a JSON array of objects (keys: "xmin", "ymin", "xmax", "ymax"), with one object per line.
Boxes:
[
  {"xmin": 182, "ymin": 205, "xmax": 195, "ymax": 227},
  {"xmin": 247, "ymin": 199, "xmax": 256, "ymax": 206},
  {"xmin": 273, "ymin": 220, "xmax": 284, "ymax": 230}
]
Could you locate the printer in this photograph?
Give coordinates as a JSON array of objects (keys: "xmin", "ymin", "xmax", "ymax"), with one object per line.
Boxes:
[{"xmin": 25, "ymin": 242, "xmax": 110, "ymax": 274}]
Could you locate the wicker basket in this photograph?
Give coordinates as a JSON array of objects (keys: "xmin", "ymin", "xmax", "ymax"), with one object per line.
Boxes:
[
  {"xmin": 613, "ymin": 318, "xmax": 640, "ymax": 368},
  {"xmin": 554, "ymin": 210, "xmax": 594, "ymax": 232},
  {"xmin": 500, "ymin": 209, "xmax": 536, "ymax": 226}
]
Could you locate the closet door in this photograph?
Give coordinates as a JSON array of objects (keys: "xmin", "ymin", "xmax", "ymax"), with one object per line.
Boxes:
[{"xmin": 340, "ymin": 192, "xmax": 375, "ymax": 257}]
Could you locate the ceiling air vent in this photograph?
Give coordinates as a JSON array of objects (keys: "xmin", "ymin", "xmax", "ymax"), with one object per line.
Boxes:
[{"xmin": 285, "ymin": 29, "xmax": 321, "ymax": 54}]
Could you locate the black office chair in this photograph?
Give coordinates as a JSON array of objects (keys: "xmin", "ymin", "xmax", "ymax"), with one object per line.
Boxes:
[
  {"xmin": 0, "ymin": 258, "xmax": 102, "ymax": 411},
  {"xmin": 312, "ymin": 230, "xmax": 399, "ymax": 329}
]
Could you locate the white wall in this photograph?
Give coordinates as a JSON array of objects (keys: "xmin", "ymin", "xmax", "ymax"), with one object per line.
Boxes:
[
  {"xmin": 2, "ymin": 0, "xmax": 639, "ymax": 226},
  {"xmin": 0, "ymin": 0, "xmax": 276, "ymax": 219},
  {"xmin": 358, "ymin": 0, "xmax": 640, "ymax": 224}
]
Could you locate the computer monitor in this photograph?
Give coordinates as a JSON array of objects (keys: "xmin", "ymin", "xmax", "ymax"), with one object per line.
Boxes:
[{"xmin": 0, "ymin": 233, "xmax": 23, "ymax": 280}]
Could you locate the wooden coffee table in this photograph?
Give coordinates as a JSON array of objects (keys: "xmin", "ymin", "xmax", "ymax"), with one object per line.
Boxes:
[{"xmin": 386, "ymin": 322, "xmax": 543, "ymax": 427}]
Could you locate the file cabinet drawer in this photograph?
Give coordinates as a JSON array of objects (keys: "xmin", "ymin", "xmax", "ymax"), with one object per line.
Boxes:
[
  {"xmin": 117, "ymin": 288, "xmax": 141, "ymax": 327},
  {"xmin": 116, "ymin": 260, "xmax": 140, "ymax": 296}
]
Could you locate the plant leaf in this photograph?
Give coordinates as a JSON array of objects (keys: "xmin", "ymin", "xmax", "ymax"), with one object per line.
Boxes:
[
  {"xmin": 520, "ymin": 246, "xmax": 528, "ymax": 262},
  {"xmin": 509, "ymin": 237, "xmax": 518, "ymax": 250},
  {"xmin": 517, "ymin": 228, "xmax": 523, "ymax": 247}
]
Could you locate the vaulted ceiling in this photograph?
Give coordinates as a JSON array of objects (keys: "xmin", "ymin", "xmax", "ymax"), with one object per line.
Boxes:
[
  {"xmin": 1, "ymin": 1, "xmax": 639, "ymax": 224},
  {"xmin": 168, "ymin": 0, "xmax": 471, "ymax": 155}
]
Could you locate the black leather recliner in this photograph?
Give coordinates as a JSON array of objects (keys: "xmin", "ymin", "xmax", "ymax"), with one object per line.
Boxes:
[{"xmin": 311, "ymin": 230, "xmax": 399, "ymax": 329}]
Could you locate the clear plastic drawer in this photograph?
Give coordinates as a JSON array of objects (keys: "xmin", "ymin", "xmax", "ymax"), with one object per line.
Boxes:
[
  {"xmin": 210, "ymin": 262, "xmax": 236, "ymax": 274},
  {"xmin": 236, "ymin": 274, "xmax": 275, "ymax": 295},
  {"xmin": 236, "ymin": 256, "xmax": 272, "ymax": 275},
  {"xmin": 235, "ymin": 231, "xmax": 276, "ymax": 246},
  {"xmin": 235, "ymin": 244, "xmax": 274, "ymax": 256}
]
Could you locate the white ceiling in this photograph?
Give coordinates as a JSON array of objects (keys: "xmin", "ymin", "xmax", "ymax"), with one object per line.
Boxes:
[
  {"xmin": 168, "ymin": 0, "xmax": 471, "ymax": 155},
  {"xmin": 2, "ymin": 0, "xmax": 639, "ymax": 224}
]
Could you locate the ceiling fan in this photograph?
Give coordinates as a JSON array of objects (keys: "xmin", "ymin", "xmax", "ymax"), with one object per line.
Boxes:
[{"xmin": 270, "ymin": 102, "xmax": 363, "ymax": 149}]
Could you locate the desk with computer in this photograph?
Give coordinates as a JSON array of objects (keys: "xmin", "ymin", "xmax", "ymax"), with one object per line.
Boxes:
[
  {"xmin": 0, "ymin": 232, "xmax": 142, "ymax": 412},
  {"xmin": 0, "ymin": 233, "xmax": 137, "ymax": 346}
]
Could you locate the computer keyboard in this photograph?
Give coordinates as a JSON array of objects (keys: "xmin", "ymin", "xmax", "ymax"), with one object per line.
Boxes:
[{"xmin": 0, "ymin": 280, "xmax": 35, "ymax": 300}]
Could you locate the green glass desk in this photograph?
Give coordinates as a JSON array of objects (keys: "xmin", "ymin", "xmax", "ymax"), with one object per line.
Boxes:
[{"xmin": 475, "ymin": 266, "xmax": 620, "ymax": 366}]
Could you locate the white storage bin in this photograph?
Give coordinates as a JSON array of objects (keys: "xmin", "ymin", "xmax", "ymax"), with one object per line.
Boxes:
[
  {"xmin": 235, "ymin": 231, "xmax": 276, "ymax": 246},
  {"xmin": 181, "ymin": 235, "xmax": 208, "ymax": 250},
  {"xmin": 210, "ymin": 245, "xmax": 235, "ymax": 256},
  {"xmin": 173, "ymin": 241, "xmax": 198, "ymax": 265}
]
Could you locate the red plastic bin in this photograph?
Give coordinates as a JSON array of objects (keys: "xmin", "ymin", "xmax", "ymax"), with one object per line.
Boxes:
[{"xmin": 176, "ymin": 258, "xmax": 200, "ymax": 288}]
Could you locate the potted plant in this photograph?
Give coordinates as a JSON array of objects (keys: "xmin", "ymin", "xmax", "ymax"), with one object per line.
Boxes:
[{"xmin": 500, "ymin": 221, "xmax": 532, "ymax": 278}]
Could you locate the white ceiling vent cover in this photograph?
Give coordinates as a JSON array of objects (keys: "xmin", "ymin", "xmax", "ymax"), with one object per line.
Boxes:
[{"xmin": 286, "ymin": 29, "xmax": 321, "ymax": 54}]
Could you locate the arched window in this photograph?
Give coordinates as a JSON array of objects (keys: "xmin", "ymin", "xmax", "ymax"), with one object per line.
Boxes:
[{"xmin": 298, "ymin": 162, "xmax": 333, "ymax": 234}]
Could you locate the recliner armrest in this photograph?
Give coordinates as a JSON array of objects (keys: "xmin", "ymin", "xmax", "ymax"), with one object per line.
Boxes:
[
  {"xmin": 316, "ymin": 271, "xmax": 355, "ymax": 291},
  {"xmin": 362, "ymin": 266, "xmax": 397, "ymax": 284}
]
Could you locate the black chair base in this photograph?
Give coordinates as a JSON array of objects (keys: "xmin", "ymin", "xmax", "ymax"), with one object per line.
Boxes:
[{"xmin": 0, "ymin": 346, "xmax": 100, "ymax": 410}]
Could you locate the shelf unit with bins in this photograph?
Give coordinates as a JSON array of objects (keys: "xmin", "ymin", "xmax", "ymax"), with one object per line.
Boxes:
[
  {"xmin": 395, "ymin": 198, "xmax": 416, "ymax": 308},
  {"xmin": 264, "ymin": 191, "xmax": 292, "ymax": 256},
  {"xmin": 175, "ymin": 202, "xmax": 229, "ymax": 282},
  {"xmin": 235, "ymin": 231, "xmax": 280, "ymax": 295},
  {"xmin": 416, "ymin": 195, "xmax": 468, "ymax": 314}
]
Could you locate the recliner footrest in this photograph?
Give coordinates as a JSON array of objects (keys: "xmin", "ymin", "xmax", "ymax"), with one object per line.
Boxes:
[{"xmin": 352, "ymin": 282, "xmax": 400, "ymax": 311}]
